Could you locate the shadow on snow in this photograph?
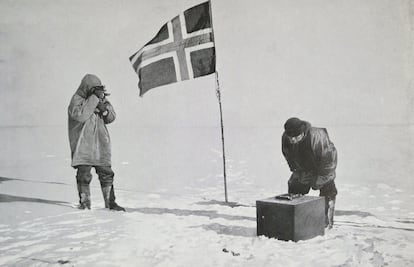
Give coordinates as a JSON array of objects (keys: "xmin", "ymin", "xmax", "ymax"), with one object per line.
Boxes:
[
  {"xmin": 0, "ymin": 176, "xmax": 68, "ymax": 185},
  {"xmin": 195, "ymin": 199, "xmax": 253, "ymax": 208},
  {"xmin": 128, "ymin": 207, "xmax": 256, "ymax": 221},
  {"xmin": 191, "ymin": 223, "xmax": 256, "ymax": 237},
  {"xmin": 0, "ymin": 193, "xmax": 69, "ymax": 206}
]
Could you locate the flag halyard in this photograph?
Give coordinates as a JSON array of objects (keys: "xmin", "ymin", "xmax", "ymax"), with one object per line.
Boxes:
[{"xmin": 130, "ymin": 1, "xmax": 215, "ymax": 96}]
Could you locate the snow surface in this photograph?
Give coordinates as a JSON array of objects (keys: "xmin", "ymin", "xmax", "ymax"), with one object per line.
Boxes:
[{"xmin": 1, "ymin": 126, "xmax": 414, "ymax": 266}]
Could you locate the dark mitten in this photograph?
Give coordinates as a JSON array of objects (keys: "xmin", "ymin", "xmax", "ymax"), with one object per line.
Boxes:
[
  {"xmin": 92, "ymin": 86, "xmax": 105, "ymax": 100},
  {"xmin": 300, "ymin": 171, "xmax": 316, "ymax": 185},
  {"xmin": 96, "ymin": 101, "xmax": 107, "ymax": 113}
]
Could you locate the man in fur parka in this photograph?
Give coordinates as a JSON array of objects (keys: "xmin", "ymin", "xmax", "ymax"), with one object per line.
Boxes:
[
  {"xmin": 68, "ymin": 74, "xmax": 124, "ymax": 211},
  {"xmin": 282, "ymin": 117, "xmax": 337, "ymax": 228}
]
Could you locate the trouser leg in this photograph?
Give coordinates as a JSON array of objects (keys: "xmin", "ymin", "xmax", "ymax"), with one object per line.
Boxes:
[
  {"xmin": 76, "ymin": 165, "xmax": 92, "ymax": 209},
  {"xmin": 95, "ymin": 166, "xmax": 113, "ymax": 208},
  {"xmin": 326, "ymin": 198, "xmax": 336, "ymax": 229},
  {"xmin": 320, "ymin": 181, "xmax": 338, "ymax": 228},
  {"xmin": 95, "ymin": 166, "xmax": 125, "ymax": 211},
  {"xmin": 109, "ymin": 185, "xmax": 116, "ymax": 204}
]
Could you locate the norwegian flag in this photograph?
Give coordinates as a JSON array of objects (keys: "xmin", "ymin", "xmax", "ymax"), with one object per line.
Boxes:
[{"xmin": 129, "ymin": 1, "xmax": 216, "ymax": 96}]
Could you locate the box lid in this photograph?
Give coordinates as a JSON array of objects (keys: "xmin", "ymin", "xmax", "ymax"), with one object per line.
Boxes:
[{"xmin": 256, "ymin": 195, "xmax": 324, "ymax": 206}]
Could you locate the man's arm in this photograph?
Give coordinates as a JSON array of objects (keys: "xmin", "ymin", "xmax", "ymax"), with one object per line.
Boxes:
[
  {"xmin": 310, "ymin": 128, "xmax": 337, "ymax": 189},
  {"xmin": 282, "ymin": 134, "xmax": 297, "ymax": 172},
  {"xmin": 68, "ymin": 94, "xmax": 100, "ymax": 122},
  {"xmin": 102, "ymin": 100, "xmax": 116, "ymax": 124}
]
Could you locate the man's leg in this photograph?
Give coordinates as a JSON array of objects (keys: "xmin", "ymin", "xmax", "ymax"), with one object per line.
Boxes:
[
  {"xmin": 320, "ymin": 181, "xmax": 338, "ymax": 229},
  {"xmin": 76, "ymin": 165, "xmax": 92, "ymax": 209},
  {"xmin": 95, "ymin": 166, "xmax": 125, "ymax": 211}
]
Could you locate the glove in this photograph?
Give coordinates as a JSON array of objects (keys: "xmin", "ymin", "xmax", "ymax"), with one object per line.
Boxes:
[
  {"xmin": 289, "ymin": 170, "xmax": 315, "ymax": 185},
  {"xmin": 288, "ymin": 171, "xmax": 301, "ymax": 187},
  {"xmin": 96, "ymin": 101, "xmax": 107, "ymax": 113},
  {"xmin": 92, "ymin": 86, "xmax": 105, "ymax": 100},
  {"xmin": 300, "ymin": 171, "xmax": 315, "ymax": 185},
  {"xmin": 312, "ymin": 174, "xmax": 334, "ymax": 190}
]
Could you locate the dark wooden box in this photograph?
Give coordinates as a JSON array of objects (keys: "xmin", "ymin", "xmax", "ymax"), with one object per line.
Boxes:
[{"xmin": 256, "ymin": 195, "xmax": 325, "ymax": 241}]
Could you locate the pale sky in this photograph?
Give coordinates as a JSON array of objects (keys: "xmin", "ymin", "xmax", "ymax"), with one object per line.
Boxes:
[{"xmin": 0, "ymin": 0, "xmax": 412, "ymax": 127}]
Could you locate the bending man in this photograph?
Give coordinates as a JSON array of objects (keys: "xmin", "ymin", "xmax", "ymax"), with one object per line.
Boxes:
[{"xmin": 282, "ymin": 117, "xmax": 337, "ymax": 228}]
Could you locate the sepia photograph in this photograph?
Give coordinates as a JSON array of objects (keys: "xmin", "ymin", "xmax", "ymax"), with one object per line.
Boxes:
[{"xmin": 0, "ymin": 0, "xmax": 413, "ymax": 266}]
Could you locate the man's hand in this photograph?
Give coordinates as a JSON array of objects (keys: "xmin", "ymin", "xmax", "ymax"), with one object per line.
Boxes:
[
  {"xmin": 92, "ymin": 86, "xmax": 105, "ymax": 100},
  {"xmin": 312, "ymin": 174, "xmax": 334, "ymax": 190},
  {"xmin": 96, "ymin": 101, "xmax": 107, "ymax": 113},
  {"xmin": 289, "ymin": 171, "xmax": 315, "ymax": 185},
  {"xmin": 300, "ymin": 171, "xmax": 315, "ymax": 185}
]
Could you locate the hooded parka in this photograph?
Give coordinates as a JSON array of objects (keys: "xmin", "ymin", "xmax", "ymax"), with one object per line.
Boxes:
[{"xmin": 68, "ymin": 74, "xmax": 115, "ymax": 167}]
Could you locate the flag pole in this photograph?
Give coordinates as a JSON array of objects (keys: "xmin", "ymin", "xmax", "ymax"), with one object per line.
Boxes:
[
  {"xmin": 215, "ymin": 72, "xmax": 228, "ymax": 203},
  {"xmin": 209, "ymin": 0, "xmax": 228, "ymax": 203}
]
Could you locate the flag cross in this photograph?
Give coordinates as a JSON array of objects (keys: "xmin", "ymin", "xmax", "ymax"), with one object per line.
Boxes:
[{"xmin": 131, "ymin": 14, "xmax": 214, "ymax": 83}]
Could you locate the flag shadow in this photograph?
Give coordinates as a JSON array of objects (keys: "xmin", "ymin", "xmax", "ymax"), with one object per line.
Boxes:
[
  {"xmin": 127, "ymin": 207, "xmax": 256, "ymax": 222},
  {"xmin": 195, "ymin": 199, "xmax": 253, "ymax": 208},
  {"xmin": 190, "ymin": 223, "xmax": 256, "ymax": 237},
  {"xmin": 335, "ymin": 210, "xmax": 375, "ymax": 218}
]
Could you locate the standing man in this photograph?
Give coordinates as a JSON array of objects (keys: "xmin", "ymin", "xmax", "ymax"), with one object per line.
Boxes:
[
  {"xmin": 68, "ymin": 74, "xmax": 125, "ymax": 211},
  {"xmin": 281, "ymin": 117, "xmax": 337, "ymax": 228}
]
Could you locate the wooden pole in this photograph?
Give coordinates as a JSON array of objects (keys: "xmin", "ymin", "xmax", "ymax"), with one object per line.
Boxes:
[
  {"xmin": 209, "ymin": 0, "xmax": 228, "ymax": 202},
  {"xmin": 215, "ymin": 72, "xmax": 228, "ymax": 203}
]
